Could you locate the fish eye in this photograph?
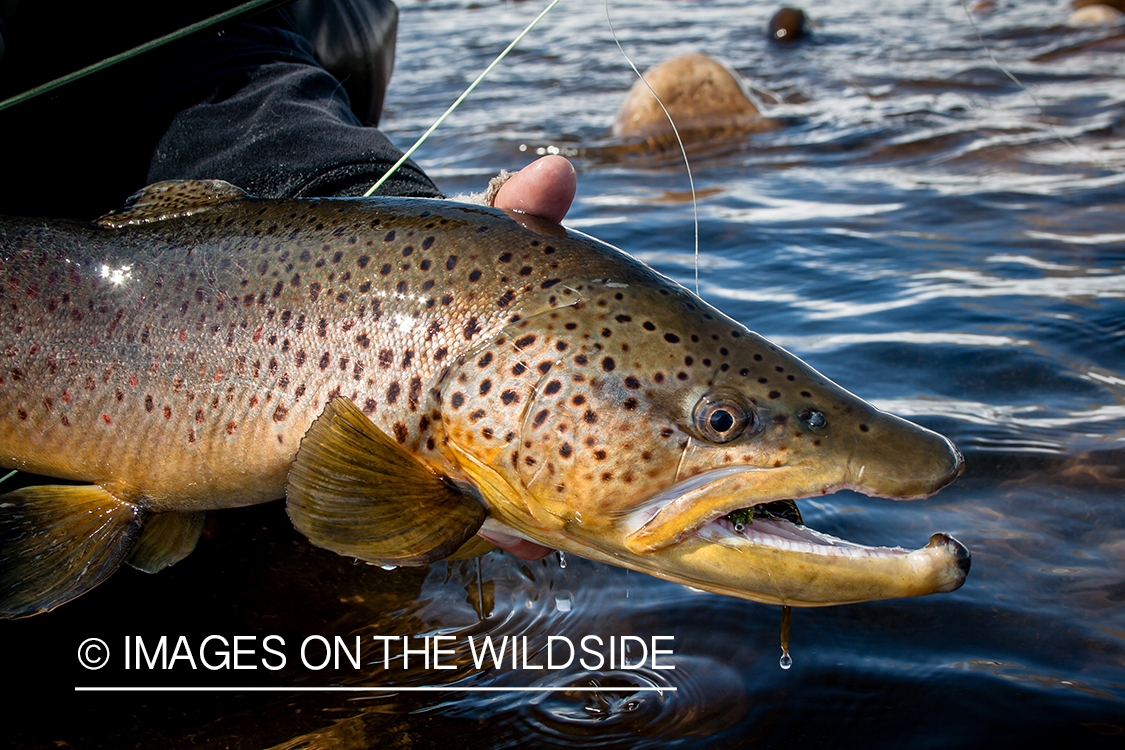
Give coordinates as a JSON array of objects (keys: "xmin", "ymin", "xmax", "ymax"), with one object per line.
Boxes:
[{"xmin": 694, "ymin": 389, "xmax": 756, "ymax": 444}]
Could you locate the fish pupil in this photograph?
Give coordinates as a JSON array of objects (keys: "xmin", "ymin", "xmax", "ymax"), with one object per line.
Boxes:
[{"xmin": 710, "ymin": 409, "xmax": 735, "ymax": 433}]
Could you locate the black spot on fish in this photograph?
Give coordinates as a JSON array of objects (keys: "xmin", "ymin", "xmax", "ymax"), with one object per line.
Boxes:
[
  {"xmin": 501, "ymin": 390, "xmax": 519, "ymax": 405},
  {"xmin": 544, "ymin": 380, "xmax": 562, "ymax": 396}
]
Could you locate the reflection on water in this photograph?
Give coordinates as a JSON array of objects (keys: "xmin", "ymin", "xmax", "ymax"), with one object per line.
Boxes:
[{"xmin": 5, "ymin": 0, "xmax": 1125, "ymax": 747}]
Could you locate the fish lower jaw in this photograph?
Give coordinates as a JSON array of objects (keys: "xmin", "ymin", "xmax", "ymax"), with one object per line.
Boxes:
[{"xmin": 697, "ymin": 517, "xmax": 912, "ymax": 559}]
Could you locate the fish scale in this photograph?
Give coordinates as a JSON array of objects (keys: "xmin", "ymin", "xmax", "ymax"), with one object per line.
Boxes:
[{"xmin": 0, "ymin": 180, "xmax": 970, "ymax": 617}]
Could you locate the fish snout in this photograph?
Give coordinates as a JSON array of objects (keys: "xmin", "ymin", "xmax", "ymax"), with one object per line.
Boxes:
[{"xmin": 846, "ymin": 411, "xmax": 964, "ymax": 500}]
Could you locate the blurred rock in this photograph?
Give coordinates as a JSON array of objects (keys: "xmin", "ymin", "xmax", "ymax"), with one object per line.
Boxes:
[
  {"xmin": 1068, "ymin": 3, "xmax": 1124, "ymax": 25},
  {"xmin": 610, "ymin": 53, "xmax": 778, "ymax": 152},
  {"xmin": 767, "ymin": 7, "xmax": 809, "ymax": 43}
]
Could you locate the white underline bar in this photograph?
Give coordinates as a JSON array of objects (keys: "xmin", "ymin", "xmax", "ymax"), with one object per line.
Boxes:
[{"xmin": 75, "ymin": 686, "xmax": 676, "ymax": 693}]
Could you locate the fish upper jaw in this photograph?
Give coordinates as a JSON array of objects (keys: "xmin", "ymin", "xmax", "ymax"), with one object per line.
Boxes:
[{"xmin": 842, "ymin": 413, "xmax": 966, "ymax": 501}]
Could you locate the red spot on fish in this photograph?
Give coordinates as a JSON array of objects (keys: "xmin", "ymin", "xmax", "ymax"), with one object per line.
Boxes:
[
  {"xmin": 179, "ymin": 328, "xmax": 187, "ymax": 343},
  {"xmin": 226, "ymin": 421, "xmax": 238, "ymax": 434},
  {"xmin": 214, "ymin": 366, "xmax": 225, "ymax": 382},
  {"xmin": 249, "ymin": 394, "xmax": 260, "ymax": 408},
  {"xmin": 129, "ymin": 375, "xmax": 138, "ymax": 387},
  {"xmin": 273, "ymin": 404, "xmax": 289, "ymax": 422},
  {"xmin": 252, "ymin": 325, "xmax": 264, "ymax": 343},
  {"xmin": 101, "ymin": 414, "xmax": 112, "ymax": 425},
  {"xmin": 163, "ymin": 405, "xmax": 172, "ymax": 420},
  {"xmin": 61, "ymin": 389, "xmax": 72, "ymax": 404}
]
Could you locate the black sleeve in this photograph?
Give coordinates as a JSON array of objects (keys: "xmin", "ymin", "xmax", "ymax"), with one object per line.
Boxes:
[
  {"xmin": 0, "ymin": 3, "xmax": 440, "ymax": 220},
  {"xmin": 146, "ymin": 17, "xmax": 440, "ymax": 201}
]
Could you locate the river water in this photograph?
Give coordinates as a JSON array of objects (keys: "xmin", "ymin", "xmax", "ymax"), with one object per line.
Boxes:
[{"xmin": 8, "ymin": 0, "xmax": 1125, "ymax": 747}]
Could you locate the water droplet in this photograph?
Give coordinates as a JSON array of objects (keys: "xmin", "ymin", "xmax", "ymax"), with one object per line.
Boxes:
[
  {"xmin": 558, "ymin": 551, "xmax": 567, "ymax": 569},
  {"xmin": 555, "ymin": 590, "xmax": 573, "ymax": 612},
  {"xmin": 779, "ymin": 604, "xmax": 793, "ymax": 670},
  {"xmin": 380, "ymin": 565, "xmax": 397, "ymax": 571}
]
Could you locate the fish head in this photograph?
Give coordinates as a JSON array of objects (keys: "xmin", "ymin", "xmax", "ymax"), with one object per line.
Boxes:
[{"xmin": 434, "ymin": 247, "xmax": 967, "ymax": 607}]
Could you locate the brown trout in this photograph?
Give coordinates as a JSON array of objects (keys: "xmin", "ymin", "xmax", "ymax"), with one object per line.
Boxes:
[{"xmin": 0, "ymin": 180, "xmax": 968, "ymax": 617}]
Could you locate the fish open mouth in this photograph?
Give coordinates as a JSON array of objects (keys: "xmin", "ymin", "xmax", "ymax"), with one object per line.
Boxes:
[
  {"xmin": 701, "ymin": 502, "xmax": 913, "ymax": 559},
  {"xmin": 615, "ymin": 466, "xmax": 970, "ymax": 605},
  {"xmin": 623, "ymin": 466, "xmax": 961, "ymax": 562}
]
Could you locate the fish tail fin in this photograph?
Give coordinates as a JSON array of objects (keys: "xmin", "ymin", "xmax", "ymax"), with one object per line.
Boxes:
[{"xmin": 0, "ymin": 485, "xmax": 145, "ymax": 618}]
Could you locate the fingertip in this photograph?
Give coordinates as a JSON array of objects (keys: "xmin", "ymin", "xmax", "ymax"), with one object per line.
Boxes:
[{"xmin": 494, "ymin": 155, "xmax": 576, "ymax": 224}]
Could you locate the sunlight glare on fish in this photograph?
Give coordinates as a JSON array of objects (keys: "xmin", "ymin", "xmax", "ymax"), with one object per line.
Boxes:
[{"xmin": 98, "ymin": 263, "xmax": 133, "ymax": 286}]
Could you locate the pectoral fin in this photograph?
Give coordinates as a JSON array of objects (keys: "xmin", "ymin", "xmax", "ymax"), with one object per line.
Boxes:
[
  {"xmin": 0, "ymin": 485, "xmax": 145, "ymax": 618},
  {"xmin": 127, "ymin": 511, "xmax": 206, "ymax": 573},
  {"xmin": 287, "ymin": 397, "xmax": 487, "ymax": 565}
]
